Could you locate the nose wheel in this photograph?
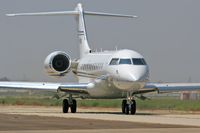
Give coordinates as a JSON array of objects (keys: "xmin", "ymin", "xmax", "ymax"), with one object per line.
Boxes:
[
  {"xmin": 121, "ymin": 99, "xmax": 136, "ymax": 115},
  {"xmin": 122, "ymin": 92, "xmax": 136, "ymax": 115},
  {"xmin": 122, "ymin": 100, "xmax": 126, "ymax": 113},
  {"xmin": 130, "ymin": 100, "xmax": 136, "ymax": 114}
]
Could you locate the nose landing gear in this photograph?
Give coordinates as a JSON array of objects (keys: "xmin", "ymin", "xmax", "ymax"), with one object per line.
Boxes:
[
  {"xmin": 122, "ymin": 92, "xmax": 136, "ymax": 115},
  {"xmin": 121, "ymin": 99, "xmax": 136, "ymax": 114}
]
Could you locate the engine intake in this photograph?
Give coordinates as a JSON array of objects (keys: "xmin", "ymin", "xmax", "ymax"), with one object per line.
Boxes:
[{"xmin": 44, "ymin": 51, "xmax": 71, "ymax": 76}]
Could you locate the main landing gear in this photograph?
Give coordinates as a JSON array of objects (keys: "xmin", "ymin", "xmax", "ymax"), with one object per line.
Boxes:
[
  {"xmin": 62, "ymin": 94, "xmax": 77, "ymax": 113},
  {"xmin": 122, "ymin": 92, "xmax": 136, "ymax": 115}
]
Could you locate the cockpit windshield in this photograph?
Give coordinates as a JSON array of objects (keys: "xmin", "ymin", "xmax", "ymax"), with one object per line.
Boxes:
[
  {"xmin": 119, "ymin": 59, "xmax": 132, "ymax": 65},
  {"xmin": 109, "ymin": 58, "xmax": 119, "ymax": 65},
  {"xmin": 132, "ymin": 58, "xmax": 146, "ymax": 65},
  {"xmin": 109, "ymin": 58, "xmax": 146, "ymax": 65}
]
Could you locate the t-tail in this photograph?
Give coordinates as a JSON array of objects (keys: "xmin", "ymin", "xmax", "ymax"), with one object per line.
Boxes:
[{"xmin": 7, "ymin": 3, "xmax": 137, "ymax": 58}]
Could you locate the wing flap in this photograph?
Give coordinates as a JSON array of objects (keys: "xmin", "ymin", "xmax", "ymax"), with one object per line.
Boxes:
[{"xmin": 58, "ymin": 83, "xmax": 92, "ymax": 94}]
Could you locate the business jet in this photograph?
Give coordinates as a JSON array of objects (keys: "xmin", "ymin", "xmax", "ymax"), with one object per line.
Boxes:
[{"xmin": 2, "ymin": 3, "xmax": 200, "ymax": 114}]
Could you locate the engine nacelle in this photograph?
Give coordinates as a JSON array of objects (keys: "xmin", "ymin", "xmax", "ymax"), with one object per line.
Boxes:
[{"xmin": 44, "ymin": 51, "xmax": 71, "ymax": 76}]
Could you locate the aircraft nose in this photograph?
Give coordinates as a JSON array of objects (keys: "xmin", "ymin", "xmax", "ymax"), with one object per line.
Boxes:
[
  {"xmin": 128, "ymin": 73, "xmax": 141, "ymax": 82},
  {"xmin": 120, "ymin": 66, "xmax": 149, "ymax": 82},
  {"xmin": 112, "ymin": 66, "xmax": 149, "ymax": 90},
  {"xmin": 125, "ymin": 72, "xmax": 143, "ymax": 82}
]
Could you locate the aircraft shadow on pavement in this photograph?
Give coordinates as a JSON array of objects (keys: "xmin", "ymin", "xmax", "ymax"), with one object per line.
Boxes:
[{"xmin": 77, "ymin": 112, "xmax": 156, "ymax": 115}]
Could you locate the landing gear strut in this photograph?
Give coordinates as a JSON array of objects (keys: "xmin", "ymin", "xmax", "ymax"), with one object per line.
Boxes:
[
  {"xmin": 62, "ymin": 94, "xmax": 77, "ymax": 113},
  {"xmin": 121, "ymin": 92, "xmax": 136, "ymax": 115}
]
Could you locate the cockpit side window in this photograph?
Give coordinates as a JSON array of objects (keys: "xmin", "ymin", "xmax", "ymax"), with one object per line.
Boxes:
[
  {"xmin": 132, "ymin": 58, "xmax": 146, "ymax": 65},
  {"xmin": 119, "ymin": 59, "xmax": 132, "ymax": 65},
  {"xmin": 109, "ymin": 58, "xmax": 119, "ymax": 65}
]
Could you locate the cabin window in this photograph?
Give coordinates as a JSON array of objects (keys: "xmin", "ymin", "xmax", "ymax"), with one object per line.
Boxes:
[
  {"xmin": 119, "ymin": 59, "xmax": 132, "ymax": 65},
  {"xmin": 132, "ymin": 58, "xmax": 146, "ymax": 65},
  {"xmin": 109, "ymin": 58, "xmax": 119, "ymax": 65}
]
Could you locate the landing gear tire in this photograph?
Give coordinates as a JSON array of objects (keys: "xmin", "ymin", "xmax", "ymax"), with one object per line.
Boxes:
[
  {"xmin": 130, "ymin": 100, "xmax": 136, "ymax": 115},
  {"xmin": 70, "ymin": 99, "xmax": 77, "ymax": 113},
  {"xmin": 63, "ymin": 99, "xmax": 69, "ymax": 113},
  {"xmin": 125, "ymin": 104, "xmax": 129, "ymax": 115},
  {"xmin": 122, "ymin": 100, "xmax": 127, "ymax": 113}
]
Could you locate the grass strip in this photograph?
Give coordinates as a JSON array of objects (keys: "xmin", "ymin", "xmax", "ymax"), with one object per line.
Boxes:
[{"xmin": 0, "ymin": 97, "xmax": 200, "ymax": 111}]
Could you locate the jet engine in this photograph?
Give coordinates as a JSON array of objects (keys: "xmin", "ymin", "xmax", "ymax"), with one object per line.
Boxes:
[{"xmin": 44, "ymin": 51, "xmax": 71, "ymax": 76}]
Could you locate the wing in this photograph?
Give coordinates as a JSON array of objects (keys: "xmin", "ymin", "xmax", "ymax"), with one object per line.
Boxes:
[
  {"xmin": 143, "ymin": 82, "xmax": 200, "ymax": 93},
  {"xmin": 0, "ymin": 81, "xmax": 93, "ymax": 94}
]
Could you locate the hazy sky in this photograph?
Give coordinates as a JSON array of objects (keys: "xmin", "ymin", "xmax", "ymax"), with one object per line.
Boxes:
[{"xmin": 0, "ymin": 0, "xmax": 200, "ymax": 83}]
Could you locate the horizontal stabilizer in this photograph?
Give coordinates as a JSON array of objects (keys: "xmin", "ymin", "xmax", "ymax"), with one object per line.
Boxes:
[
  {"xmin": 6, "ymin": 11, "xmax": 79, "ymax": 17},
  {"xmin": 6, "ymin": 11, "xmax": 136, "ymax": 19},
  {"xmin": 84, "ymin": 11, "xmax": 137, "ymax": 18}
]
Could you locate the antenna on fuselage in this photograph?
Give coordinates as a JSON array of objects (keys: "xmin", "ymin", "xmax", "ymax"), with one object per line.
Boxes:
[{"xmin": 6, "ymin": 3, "xmax": 137, "ymax": 58}]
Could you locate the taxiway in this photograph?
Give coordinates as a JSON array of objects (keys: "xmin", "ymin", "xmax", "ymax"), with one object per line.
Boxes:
[{"xmin": 0, "ymin": 105, "xmax": 199, "ymax": 133}]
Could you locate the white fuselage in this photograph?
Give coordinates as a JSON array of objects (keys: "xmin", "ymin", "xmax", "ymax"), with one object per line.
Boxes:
[{"xmin": 74, "ymin": 49, "xmax": 149, "ymax": 98}]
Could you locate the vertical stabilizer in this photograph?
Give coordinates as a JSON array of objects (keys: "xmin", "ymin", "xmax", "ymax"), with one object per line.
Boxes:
[{"xmin": 75, "ymin": 3, "xmax": 91, "ymax": 58}]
